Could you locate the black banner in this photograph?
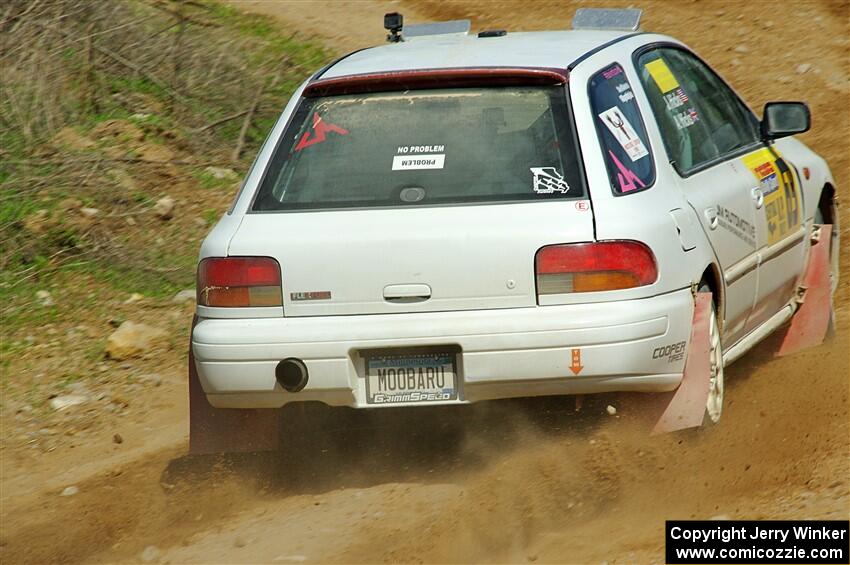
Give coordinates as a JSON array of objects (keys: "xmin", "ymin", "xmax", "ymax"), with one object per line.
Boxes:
[{"xmin": 666, "ymin": 520, "xmax": 849, "ymax": 564}]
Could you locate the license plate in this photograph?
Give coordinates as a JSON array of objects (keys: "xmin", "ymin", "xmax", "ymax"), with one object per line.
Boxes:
[{"xmin": 365, "ymin": 352, "xmax": 457, "ymax": 405}]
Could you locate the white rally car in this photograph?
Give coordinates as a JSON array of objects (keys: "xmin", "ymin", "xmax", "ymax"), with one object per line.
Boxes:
[{"xmin": 189, "ymin": 9, "xmax": 839, "ymax": 452}]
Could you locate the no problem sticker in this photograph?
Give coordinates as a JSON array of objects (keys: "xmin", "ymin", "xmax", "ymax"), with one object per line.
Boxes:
[
  {"xmin": 392, "ymin": 145, "xmax": 446, "ymax": 170},
  {"xmin": 392, "ymin": 154, "xmax": 445, "ymax": 170}
]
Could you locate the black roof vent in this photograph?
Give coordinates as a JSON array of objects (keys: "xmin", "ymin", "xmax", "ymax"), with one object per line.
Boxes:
[{"xmin": 478, "ymin": 30, "xmax": 507, "ymax": 38}]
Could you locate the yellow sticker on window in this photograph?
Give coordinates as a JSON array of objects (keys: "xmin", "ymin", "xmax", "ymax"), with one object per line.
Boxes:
[{"xmin": 645, "ymin": 58, "xmax": 680, "ymax": 93}]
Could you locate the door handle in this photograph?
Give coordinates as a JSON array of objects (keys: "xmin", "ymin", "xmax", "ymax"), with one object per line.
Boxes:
[
  {"xmin": 751, "ymin": 187, "xmax": 764, "ymax": 209},
  {"xmin": 704, "ymin": 207, "xmax": 719, "ymax": 230}
]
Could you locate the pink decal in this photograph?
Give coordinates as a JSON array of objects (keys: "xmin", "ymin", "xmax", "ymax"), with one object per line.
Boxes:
[
  {"xmin": 602, "ymin": 65, "xmax": 623, "ymax": 80},
  {"xmin": 295, "ymin": 112, "xmax": 349, "ymax": 152},
  {"xmin": 608, "ymin": 149, "xmax": 646, "ymax": 193}
]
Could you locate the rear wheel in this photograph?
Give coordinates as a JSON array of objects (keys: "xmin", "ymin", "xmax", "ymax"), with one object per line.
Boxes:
[
  {"xmin": 700, "ymin": 284, "xmax": 724, "ymax": 424},
  {"xmin": 814, "ymin": 201, "xmax": 840, "ymax": 296},
  {"xmin": 705, "ymin": 299, "xmax": 724, "ymax": 423}
]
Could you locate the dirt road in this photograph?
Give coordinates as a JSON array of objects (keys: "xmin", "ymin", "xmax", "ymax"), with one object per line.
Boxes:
[{"xmin": 2, "ymin": 1, "xmax": 848, "ymax": 563}]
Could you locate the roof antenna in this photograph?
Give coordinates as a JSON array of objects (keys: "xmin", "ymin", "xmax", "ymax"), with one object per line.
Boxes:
[{"xmin": 384, "ymin": 12, "xmax": 404, "ymax": 42}]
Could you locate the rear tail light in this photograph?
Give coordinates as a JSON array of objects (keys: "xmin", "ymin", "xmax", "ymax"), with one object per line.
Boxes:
[
  {"xmin": 535, "ymin": 241, "xmax": 657, "ymax": 295},
  {"xmin": 197, "ymin": 257, "xmax": 282, "ymax": 307}
]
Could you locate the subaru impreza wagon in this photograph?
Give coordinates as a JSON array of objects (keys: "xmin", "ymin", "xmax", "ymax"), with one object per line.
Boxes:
[{"xmin": 188, "ymin": 9, "xmax": 838, "ymax": 452}]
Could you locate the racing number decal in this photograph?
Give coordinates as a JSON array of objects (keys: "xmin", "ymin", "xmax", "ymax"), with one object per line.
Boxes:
[
  {"xmin": 741, "ymin": 148, "xmax": 801, "ymax": 246},
  {"xmin": 774, "ymin": 157, "xmax": 801, "ymax": 234}
]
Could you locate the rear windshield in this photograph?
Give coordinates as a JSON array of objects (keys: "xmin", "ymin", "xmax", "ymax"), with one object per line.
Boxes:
[{"xmin": 251, "ymin": 86, "xmax": 585, "ymax": 211}]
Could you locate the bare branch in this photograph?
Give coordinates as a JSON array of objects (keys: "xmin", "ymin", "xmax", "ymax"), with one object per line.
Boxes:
[
  {"xmin": 195, "ymin": 109, "xmax": 249, "ymax": 133},
  {"xmin": 44, "ymin": 13, "xmax": 157, "ymax": 57},
  {"xmin": 2, "ymin": 0, "xmax": 43, "ymax": 35},
  {"xmin": 91, "ymin": 41, "xmax": 194, "ymax": 109},
  {"xmin": 231, "ymin": 61, "xmax": 286, "ymax": 162},
  {"xmin": 231, "ymin": 85, "xmax": 263, "ymax": 162}
]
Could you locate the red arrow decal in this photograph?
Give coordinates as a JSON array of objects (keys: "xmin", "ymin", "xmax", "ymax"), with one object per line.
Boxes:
[
  {"xmin": 570, "ymin": 348, "xmax": 583, "ymax": 375},
  {"xmin": 295, "ymin": 112, "xmax": 349, "ymax": 152}
]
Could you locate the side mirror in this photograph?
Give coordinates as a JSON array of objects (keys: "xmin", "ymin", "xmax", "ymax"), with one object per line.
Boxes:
[{"xmin": 761, "ymin": 102, "xmax": 810, "ymax": 140}]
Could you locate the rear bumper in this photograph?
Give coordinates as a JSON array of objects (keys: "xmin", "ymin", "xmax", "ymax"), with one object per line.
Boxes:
[{"xmin": 192, "ymin": 288, "xmax": 694, "ymax": 408}]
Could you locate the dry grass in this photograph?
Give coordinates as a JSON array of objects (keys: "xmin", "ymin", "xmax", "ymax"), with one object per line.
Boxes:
[
  {"xmin": 0, "ymin": 1, "xmax": 331, "ymax": 413},
  {"xmin": 0, "ymin": 0, "xmax": 327, "ymax": 288}
]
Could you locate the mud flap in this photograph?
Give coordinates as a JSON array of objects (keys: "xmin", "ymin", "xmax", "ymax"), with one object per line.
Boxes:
[
  {"xmin": 652, "ymin": 292, "xmax": 712, "ymax": 434},
  {"xmin": 189, "ymin": 318, "xmax": 280, "ymax": 455},
  {"xmin": 777, "ymin": 224, "xmax": 834, "ymax": 357}
]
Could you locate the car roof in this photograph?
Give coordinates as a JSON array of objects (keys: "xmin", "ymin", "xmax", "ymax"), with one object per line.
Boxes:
[{"xmin": 321, "ymin": 30, "xmax": 634, "ymax": 79}]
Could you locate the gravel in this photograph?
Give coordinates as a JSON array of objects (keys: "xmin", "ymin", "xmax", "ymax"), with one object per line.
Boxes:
[{"xmin": 60, "ymin": 486, "xmax": 79, "ymax": 497}]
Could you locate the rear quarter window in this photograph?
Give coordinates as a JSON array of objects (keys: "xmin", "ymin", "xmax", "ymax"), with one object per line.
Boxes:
[{"xmin": 588, "ymin": 63, "xmax": 655, "ymax": 194}]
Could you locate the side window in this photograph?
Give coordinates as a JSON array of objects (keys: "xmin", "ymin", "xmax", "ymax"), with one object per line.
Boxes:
[
  {"xmin": 588, "ymin": 63, "xmax": 655, "ymax": 194},
  {"xmin": 636, "ymin": 47, "xmax": 761, "ymax": 174}
]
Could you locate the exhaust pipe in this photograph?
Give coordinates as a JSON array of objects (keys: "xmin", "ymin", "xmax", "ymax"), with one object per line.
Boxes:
[{"xmin": 275, "ymin": 358, "xmax": 309, "ymax": 392}]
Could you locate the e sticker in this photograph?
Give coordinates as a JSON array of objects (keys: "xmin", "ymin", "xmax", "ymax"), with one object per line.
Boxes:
[
  {"xmin": 598, "ymin": 107, "xmax": 649, "ymax": 162},
  {"xmin": 645, "ymin": 58, "xmax": 680, "ymax": 93}
]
